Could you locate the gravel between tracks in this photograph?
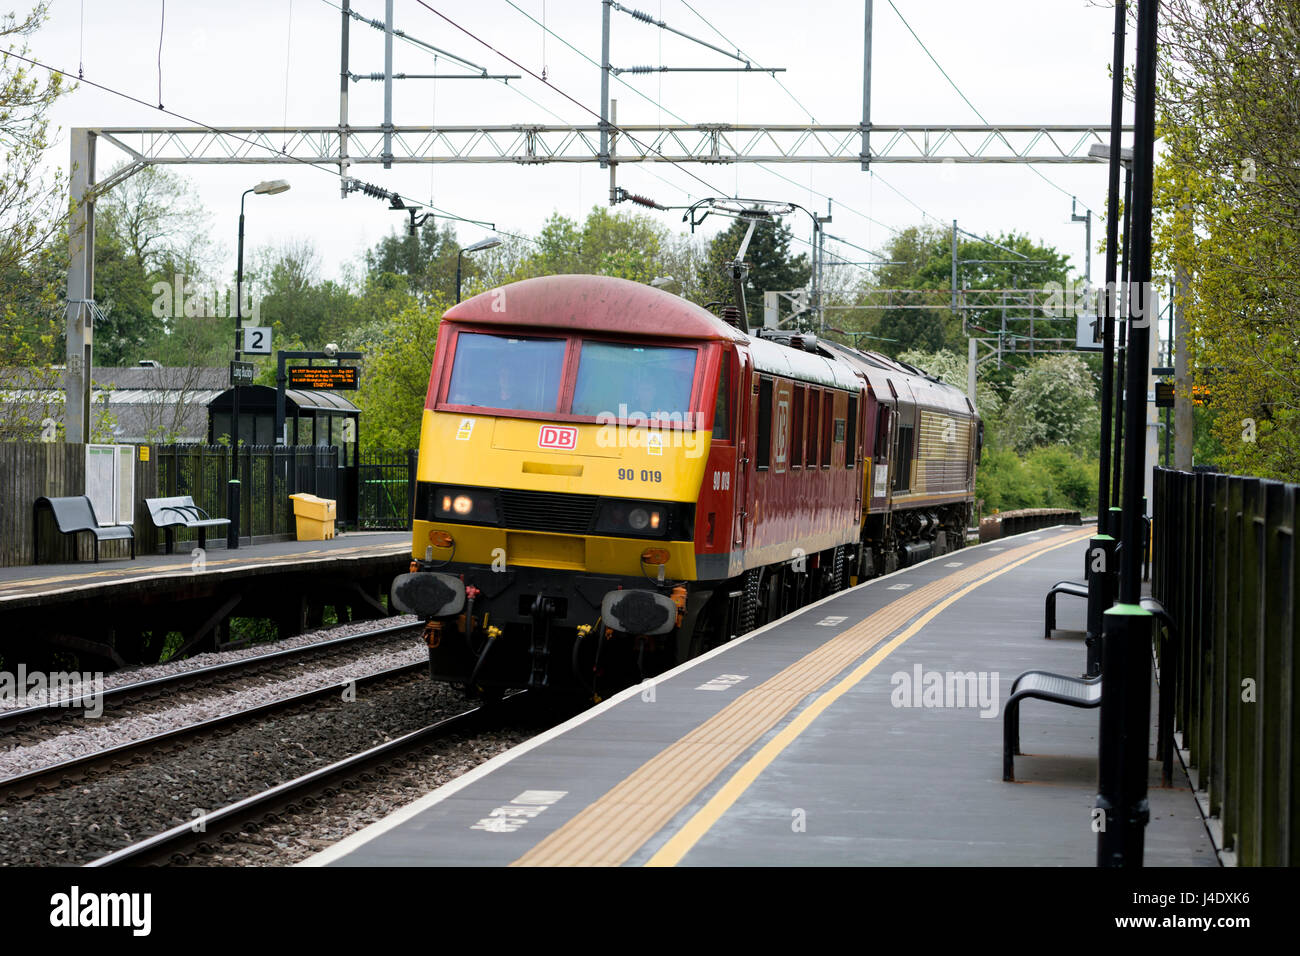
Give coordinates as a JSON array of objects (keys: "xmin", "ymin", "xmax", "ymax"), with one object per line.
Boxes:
[
  {"xmin": 0, "ymin": 674, "xmax": 477, "ymax": 866},
  {"xmin": 189, "ymin": 725, "xmax": 541, "ymax": 866},
  {"xmin": 0, "ymin": 641, "xmax": 428, "ymax": 779},
  {"xmin": 0, "ymin": 614, "xmax": 421, "ymax": 710}
]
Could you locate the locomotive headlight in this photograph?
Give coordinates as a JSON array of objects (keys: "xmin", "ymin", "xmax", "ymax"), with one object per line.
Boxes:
[
  {"xmin": 431, "ymin": 486, "xmax": 499, "ymax": 524},
  {"xmin": 593, "ymin": 499, "xmax": 674, "ymax": 538}
]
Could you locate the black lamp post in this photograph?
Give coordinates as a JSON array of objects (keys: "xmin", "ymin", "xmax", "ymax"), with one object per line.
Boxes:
[
  {"xmin": 455, "ymin": 236, "xmax": 502, "ymax": 303},
  {"xmin": 1096, "ymin": 0, "xmax": 1160, "ymax": 868},
  {"xmin": 229, "ymin": 178, "xmax": 289, "ymax": 549},
  {"xmin": 1085, "ymin": 129, "xmax": 1132, "ymax": 679},
  {"xmin": 233, "ymin": 179, "xmax": 291, "ymax": 447}
]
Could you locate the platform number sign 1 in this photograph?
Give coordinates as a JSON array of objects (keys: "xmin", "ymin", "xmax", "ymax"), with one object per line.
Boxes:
[{"xmin": 242, "ymin": 326, "xmax": 272, "ymax": 354}]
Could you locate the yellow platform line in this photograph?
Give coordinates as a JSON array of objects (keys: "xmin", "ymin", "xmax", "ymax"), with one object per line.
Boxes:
[
  {"xmin": 646, "ymin": 529, "xmax": 1089, "ymax": 866},
  {"xmin": 511, "ymin": 527, "xmax": 1091, "ymax": 867}
]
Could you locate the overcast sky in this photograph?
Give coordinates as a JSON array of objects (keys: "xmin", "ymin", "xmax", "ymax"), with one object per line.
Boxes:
[{"xmin": 31, "ymin": 0, "xmax": 1132, "ymax": 288}]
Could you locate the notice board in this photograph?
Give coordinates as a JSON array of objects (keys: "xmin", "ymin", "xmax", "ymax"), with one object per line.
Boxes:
[{"xmin": 85, "ymin": 444, "xmax": 136, "ymax": 526}]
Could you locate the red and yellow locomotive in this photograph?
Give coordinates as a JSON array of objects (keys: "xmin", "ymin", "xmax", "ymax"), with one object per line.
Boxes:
[{"xmin": 392, "ymin": 274, "xmax": 980, "ymax": 694}]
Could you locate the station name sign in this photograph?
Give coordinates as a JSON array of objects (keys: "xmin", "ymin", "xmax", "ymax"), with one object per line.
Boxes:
[{"xmin": 287, "ymin": 366, "xmax": 359, "ymax": 390}]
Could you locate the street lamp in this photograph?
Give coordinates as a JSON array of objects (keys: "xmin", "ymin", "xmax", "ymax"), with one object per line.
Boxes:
[
  {"xmin": 233, "ymin": 179, "xmax": 291, "ymax": 449},
  {"xmin": 229, "ymin": 179, "xmax": 289, "ymax": 550},
  {"xmin": 455, "ymin": 236, "xmax": 502, "ymax": 303},
  {"xmin": 1089, "ymin": 143, "xmax": 1135, "ymax": 521}
]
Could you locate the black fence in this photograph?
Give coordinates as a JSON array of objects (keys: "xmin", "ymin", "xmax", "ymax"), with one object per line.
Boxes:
[
  {"xmin": 1152, "ymin": 466, "xmax": 1298, "ymax": 866},
  {"xmin": 154, "ymin": 445, "xmax": 339, "ymax": 544},
  {"xmin": 358, "ymin": 449, "xmax": 418, "ymax": 530}
]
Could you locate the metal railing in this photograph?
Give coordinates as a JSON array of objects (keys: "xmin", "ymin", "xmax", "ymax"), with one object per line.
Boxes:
[
  {"xmin": 1152, "ymin": 466, "xmax": 1298, "ymax": 866},
  {"xmin": 358, "ymin": 449, "xmax": 418, "ymax": 530},
  {"xmin": 154, "ymin": 445, "xmax": 339, "ymax": 544}
]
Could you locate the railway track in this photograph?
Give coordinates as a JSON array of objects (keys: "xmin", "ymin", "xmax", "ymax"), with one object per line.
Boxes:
[
  {"xmin": 87, "ymin": 694, "xmax": 524, "ymax": 866},
  {"xmin": 0, "ymin": 620, "xmax": 422, "ymax": 737},
  {"xmin": 0, "ymin": 660, "xmax": 427, "ymax": 799}
]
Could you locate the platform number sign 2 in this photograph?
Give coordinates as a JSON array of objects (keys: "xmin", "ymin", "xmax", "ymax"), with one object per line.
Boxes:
[{"xmin": 242, "ymin": 326, "xmax": 272, "ymax": 354}]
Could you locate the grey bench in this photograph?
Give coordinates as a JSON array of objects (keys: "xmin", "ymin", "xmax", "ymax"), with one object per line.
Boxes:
[
  {"xmin": 1044, "ymin": 579, "xmax": 1089, "ymax": 638},
  {"xmin": 33, "ymin": 495, "xmax": 135, "ymax": 563},
  {"xmin": 1002, "ymin": 670, "xmax": 1102, "ymax": 781},
  {"xmin": 146, "ymin": 496, "xmax": 230, "ymax": 553}
]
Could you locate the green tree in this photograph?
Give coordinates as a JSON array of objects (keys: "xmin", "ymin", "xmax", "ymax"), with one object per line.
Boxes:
[
  {"xmin": 1000, "ymin": 354, "xmax": 1100, "ymax": 455},
  {"xmin": 1153, "ymin": 0, "xmax": 1300, "ymax": 479},
  {"xmin": 364, "ymin": 220, "xmax": 461, "ymax": 303},
  {"xmin": 94, "ymin": 165, "xmax": 217, "ymax": 365},
  {"xmin": 0, "ymin": 3, "xmax": 70, "ymax": 439},
  {"xmin": 530, "ymin": 207, "xmax": 668, "ymax": 282},
  {"xmin": 856, "ymin": 225, "xmax": 1073, "ymax": 359},
  {"xmin": 253, "ymin": 239, "xmax": 365, "ymax": 349},
  {"xmin": 355, "ymin": 297, "xmax": 446, "ymax": 450}
]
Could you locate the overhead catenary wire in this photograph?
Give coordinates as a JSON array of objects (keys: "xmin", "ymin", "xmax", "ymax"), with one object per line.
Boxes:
[
  {"xmin": 156, "ymin": 0, "xmax": 165, "ymax": 108},
  {"xmin": 681, "ymin": 0, "xmax": 1097, "ymax": 255},
  {"xmin": 496, "ymin": 0, "xmax": 893, "ymax": 275},
  {"xmin": 411, "ymin": 1, "xmax": 736, "ymax": 202},
  {"xmin": 282, "ymin": 0, "xmax": 294, "ymax": 152},
  {"xmin": 3, "ymin": 48, "xmax": 538, "ymax": 248},
  {"xmin": 320, "ymin": 0, "xmax": 714, "ymax": 213},
  {"xmin": 883, "ymin": 0, "xmax": 1096, "ymax": 220},
  {"xmin": 316, "ymin": 0, "xmax": 548, "ymax": 110},
  {"xmin": 675, "ymin": 0, "xmax": 938, "ymax": 236},
  {"xmin": 682, "ymin": 0, "xmax": 1089, "ymax": 254}
]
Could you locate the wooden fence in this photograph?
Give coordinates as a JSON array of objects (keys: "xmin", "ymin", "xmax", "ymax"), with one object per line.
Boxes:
[
  {"xmin": 1, "ymin": 442, "xmax": 412, "ymax": 567},
  {"xmin": 1, "ymin": 443, "xmax": 155, "ymax": 567}
]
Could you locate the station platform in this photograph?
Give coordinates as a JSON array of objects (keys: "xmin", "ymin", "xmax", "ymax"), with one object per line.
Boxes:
[
  {"xmin": 309, "ymin": 525, "xmax": 1217, "ymax": 867},
  {"xmin": 0, "ymin": 533, "xmax": 411, "ymax": 667},
  {"xmin": 0, "ymin": 532, "xmax": 409, "ymax": 608}
]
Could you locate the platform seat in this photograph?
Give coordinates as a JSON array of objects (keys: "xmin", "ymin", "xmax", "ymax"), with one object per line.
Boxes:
[
  {"xmin": 1002, "ymin": 670, "xmax": 1102, "ymax": 781},
  {"xmin": 1044, "ymin": 579, "xmax": 1090, "ymax": 638},
  {"xmin": 146, "ymin": 495, "xmax": 231, "ymax": 553},
  {"xmin": 33, "ymin": 495, "xmax": 135, "ymax": 564}
]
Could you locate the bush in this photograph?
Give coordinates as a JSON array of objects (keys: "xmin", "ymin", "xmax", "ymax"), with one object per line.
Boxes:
[{"xmin": 977, "ymin": 445, "xmax": 1098, "ymax": 515}]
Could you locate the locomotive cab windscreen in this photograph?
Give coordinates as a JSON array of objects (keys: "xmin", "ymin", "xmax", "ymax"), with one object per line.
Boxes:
[
  {"xmin": 570, "ymin": 341, "xmax": 698, "ymax": 422},
  {"xmin": 438, "ymin": 327, "xmax": 706, "ymax": 428},
  {"xmin": 445, "ymin": 331, "xmax": 565, "ymax": 412}
]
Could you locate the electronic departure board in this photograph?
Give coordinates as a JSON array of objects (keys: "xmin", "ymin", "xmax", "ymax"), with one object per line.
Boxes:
[{"xmin": 287, "ymin": 366, "xmax": 359, "ymax": 390}]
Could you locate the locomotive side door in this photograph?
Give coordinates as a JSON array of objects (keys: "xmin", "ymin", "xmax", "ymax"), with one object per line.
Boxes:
[{"xmin": 733, "ymin": 349, "xmax": 751, "ymax": 547}]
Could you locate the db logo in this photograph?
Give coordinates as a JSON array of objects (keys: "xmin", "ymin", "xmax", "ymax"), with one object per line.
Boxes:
[{"xmin": 538, "ymin": 425, "xmax": 578, "ymax": 450}]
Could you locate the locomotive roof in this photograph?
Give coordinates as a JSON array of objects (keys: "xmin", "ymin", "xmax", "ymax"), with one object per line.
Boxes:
[
  {"xmin": 444, "ymin": 274, "xmax": 749, "ymax": 342},
  {"xmin": 819, "ymin": 339, "xmax": 977, "ymax": 417},
  {"xmin": 747, "ymin": 334, "xmax": 862, "ymax": 391}
]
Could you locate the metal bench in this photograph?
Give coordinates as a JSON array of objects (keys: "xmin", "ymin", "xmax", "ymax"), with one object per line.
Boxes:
[
  {"xmin": 1002, "ymin": 670, "xmax": 1102, "ymax": 781},
  {"xmin": 1044, "ymin": 579, "xmax": 1089, "ymax": 638},
  {"xmin": 33, "ymin": 495, "xmax": 136, "ymax": 563},
  {"xmin": 146, "ymin": 495, "xmax": 231, "ymax": 553}
]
